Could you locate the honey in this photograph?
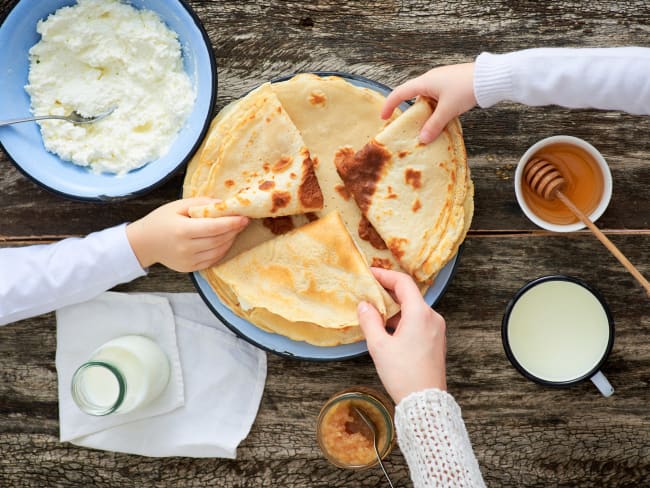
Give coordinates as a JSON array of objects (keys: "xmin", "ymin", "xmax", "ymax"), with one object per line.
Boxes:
[{"xmin": 521, "ymin": 142, "xmax": 605, "ymax": 225}]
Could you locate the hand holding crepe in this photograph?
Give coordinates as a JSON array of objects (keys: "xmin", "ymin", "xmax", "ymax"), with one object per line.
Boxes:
[
  {"xmin": 204, "ymin": 211, "xmax": 400, "ymax": 346},
  {"xmin": 183, "ymin": 75, "xmax": 406, "ymax": 273},
  {"xmin": 335, "ymin": 97, "xmax": 473, "ymax": 283},
  {"xmin": 187, "ymin": 83, "xmax": 324, "ymax": 219}
]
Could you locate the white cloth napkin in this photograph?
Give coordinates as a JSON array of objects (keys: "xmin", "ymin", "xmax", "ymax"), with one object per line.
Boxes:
[{"xmin": 55, "ymin": 292, "xmax": 267, "ymax": 458}]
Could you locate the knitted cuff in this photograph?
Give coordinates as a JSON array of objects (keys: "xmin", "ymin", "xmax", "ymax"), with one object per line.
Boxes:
[
  {"xmin": 395, "ymin": 388, "xmax": 485, "ymax": 487},
  {"xmin": 474, "ymin": 52, "xmax": 514, "ymax": 108}
]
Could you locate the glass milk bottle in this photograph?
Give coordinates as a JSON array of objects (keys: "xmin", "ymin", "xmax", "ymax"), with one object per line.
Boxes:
[{"xmin": 71, "ymin": 335, "xmax": 170, "ymax": 416}]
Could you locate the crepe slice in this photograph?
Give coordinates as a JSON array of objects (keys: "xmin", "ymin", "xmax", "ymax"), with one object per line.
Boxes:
[
  {"xmin": 334, "ymin": 97, "xmax": 472, "ymax": 283},
  {"xmin": 183, "ymin": 97, "xmax": 249, "ymax": 198},
  {"xmin": 270, "ymin": 74, "xmax": 405, "ymax": 273},
  {"xmin": 187, "ymin": 83, "xmax": 324, "ymax": 219},
  {"xmin": 205, "ymin": 211, "xmax": 400, "ymax": 346}
]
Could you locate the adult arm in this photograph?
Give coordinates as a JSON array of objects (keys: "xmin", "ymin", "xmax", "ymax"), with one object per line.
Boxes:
[
  {"xmin": 357, "ymin": 268, "xmax": 485, "ymax": 487},
  {"xmin": 395, "ymin": 389, "xmax": 486, "ymax": 488},
  {"xmin": 0, "ymin": 224, "xmax": 145, "ymax": 326},
  {"xmin": 475, "ymin": 47, "xmax": 650, "ymax": 114}
]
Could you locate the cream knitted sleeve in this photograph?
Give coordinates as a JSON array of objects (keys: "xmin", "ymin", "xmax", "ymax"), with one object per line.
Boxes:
[{"xmin": 395, "ymin": 388, "xmax": 485, "ymax": 487}]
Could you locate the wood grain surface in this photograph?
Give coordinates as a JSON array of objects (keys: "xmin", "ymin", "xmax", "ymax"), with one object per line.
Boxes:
[{"xmin": 1, "ymin": 0, "xmax": 650, "ymax": 487}]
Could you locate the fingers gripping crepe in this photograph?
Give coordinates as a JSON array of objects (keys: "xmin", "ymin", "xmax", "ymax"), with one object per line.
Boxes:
[
  {"xmin": 188, "ymin": 83, "xmax": 324, "ymax": 218},
  {"xmin": 335, "ymin": 97, "xmax": 472, "ymax": 283},
  {"xmin": 207, "ymin": 211, "xmax": 400, "ymax": 346}
]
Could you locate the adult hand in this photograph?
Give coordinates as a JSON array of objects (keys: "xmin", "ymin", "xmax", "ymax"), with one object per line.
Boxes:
[
  {"xmin": 126, "ymin": 198, "xmax": 249, "ymax": 272},
  {"xmin": 358, "ymin": 267, "xmax": 447, "ymax": 404},
  {"xmin": 381, "ymin": 62, "xmax": 477, "ymax": 144}
]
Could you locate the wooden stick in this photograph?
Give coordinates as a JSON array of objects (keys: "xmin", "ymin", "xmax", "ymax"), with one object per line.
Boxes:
[{"xmin": 555, "ymin": 190, "xmax": 650, "ymax": 297}]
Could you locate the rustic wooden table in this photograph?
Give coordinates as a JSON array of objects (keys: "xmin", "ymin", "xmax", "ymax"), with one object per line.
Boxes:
[{"xmin": 2, "ymin": 1, "xmax": 650, "ymax": 486}]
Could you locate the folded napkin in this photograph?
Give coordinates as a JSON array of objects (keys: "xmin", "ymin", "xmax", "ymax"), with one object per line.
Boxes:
[{"xmin": 55, "ymin": 292, "xmax": 267, "ymax": 458}]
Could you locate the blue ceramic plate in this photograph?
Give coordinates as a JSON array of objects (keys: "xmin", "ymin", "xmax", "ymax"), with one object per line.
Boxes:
[
  {"xmin": 192, "ymin": 72, "xmax": 462, "ymax": 361},
  {"xmin": 0, "ymin": 0, "xmax": 216, "ymax": 201}
]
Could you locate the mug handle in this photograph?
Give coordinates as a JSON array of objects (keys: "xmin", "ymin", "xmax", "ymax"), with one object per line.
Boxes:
[{"xmin": 590, "ymin": 371, "xmax": 614, "ymax": 397}]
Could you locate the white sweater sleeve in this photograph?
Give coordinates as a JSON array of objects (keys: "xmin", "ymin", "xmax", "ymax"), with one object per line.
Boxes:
[
  {"xmin": 474, "ymin": 47, "xmax": 650, "ymax": 115},
  {"xmin": 395, "ymin": 388, "xmax": 485, "ymax": 488},
  {"xmin": 0, "ymin": 224, "xmax": 146, "ymax": 326}
]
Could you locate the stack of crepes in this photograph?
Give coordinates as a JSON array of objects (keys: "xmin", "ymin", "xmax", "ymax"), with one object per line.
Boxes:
[
  {"xmin": 183, "ymin": 74, "xmax": 473, "ymax": 346},
  {"xmin": 205, "ymin": 211, "xmax": 400, "ymax": 346},
  {"xmin": 185, "ymin": 83, "xmax": 324, "ymax": 219},
  {"xmin": 334, "ymin": 97, "xmax": 473, "ymax": 284}
]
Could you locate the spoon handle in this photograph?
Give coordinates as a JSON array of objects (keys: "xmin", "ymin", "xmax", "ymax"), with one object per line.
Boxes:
[
  {"xmin": 0, "ymin": 115, "xmax": 70, "ymax": 127},
  {"xmin": 556, "ymin": 190, "xmax": 650, "ymax": 297},
  {"xmin": 374, "ymin": 445, "xmax": 395, "ymax": 488}
]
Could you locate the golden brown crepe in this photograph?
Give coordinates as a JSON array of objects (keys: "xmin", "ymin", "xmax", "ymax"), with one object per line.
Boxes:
[
  {"xmin": 335, "ymin": 97, "xmax": 472, "ymax": 283},
  {"xmin": 184, "ymin": 96, "xmax": 248, "ymax": 198},
  {"xmin": 204, "ymin": 211, "xmax": 399, "ymax": 346},
  {"xmin": 182, "ymin": 76, "xmax": 470, "ymax": 347},
  {"xmin": 184, "ymin": 74, "xmax": 408, "ymax": 271},
  {"xmin": 188, "ymin": 83, "xmax": 324, "ymax": 218},
  {"xmin": 271, "ymin": 74, "xmax": 404, "ymax": 271}
]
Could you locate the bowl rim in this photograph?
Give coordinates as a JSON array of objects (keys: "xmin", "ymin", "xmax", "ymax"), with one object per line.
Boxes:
[
  {"xmin": 514, "ymin": 135, "xmax": 613, "ymax": 232},
  {"xmin": 0, "ymin": 0, "xmax": 218, "ymax": 203}
]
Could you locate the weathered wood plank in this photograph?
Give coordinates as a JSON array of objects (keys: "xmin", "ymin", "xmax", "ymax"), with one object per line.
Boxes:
[
  {"xmin": 2, "ymin": 151, "xmax": 650, "ymax": 238},
  {"xmin": 2, "ymin": 0, "xmax": 650, "ymax": 486},
  {"xmin": 1, "ymin": 235, "xmax": 650, "ymax": 486},
  {"xmin": 2, "ymin": 1, "xmax": 650, "ymax": 236}
]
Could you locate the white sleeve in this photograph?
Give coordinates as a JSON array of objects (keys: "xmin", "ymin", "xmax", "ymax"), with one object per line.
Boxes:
[
  {"xmin": 474, "ymin": 47, "xmax": 650, "ymax": 114},
  {"xmin": 395, "ymin": 388, "xmax": 485, "ymax": 488},
  {"xmin": 0, "ymin": 224, "xmax": 146, "ymax": 326}
]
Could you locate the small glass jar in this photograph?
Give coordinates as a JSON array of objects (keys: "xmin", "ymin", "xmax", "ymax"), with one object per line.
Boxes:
[
  {"xmin": 317, "ymin": 386, "xmax": 396, "ymax": 469},
  {"xmin": 71, "ymin": 334, "xmax": 170, "ymax": 416}
]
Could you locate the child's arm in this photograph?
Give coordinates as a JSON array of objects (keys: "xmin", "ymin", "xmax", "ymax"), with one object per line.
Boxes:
[
  {"xmin": 0, "ymin": 198, "xmax": 248, "ymax": 326},
  {"xmin": 383, "ymin": 47, "xmax": 650, "ymax": 143},
  {"xmin": 474, "ymin": 47, "xmax": 650, "ymax": 114}
]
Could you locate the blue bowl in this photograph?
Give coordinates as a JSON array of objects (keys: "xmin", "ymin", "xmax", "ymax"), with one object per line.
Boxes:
[{"xmin": 0, "ymin": 0, "xmax": 217, "ymax": 201}]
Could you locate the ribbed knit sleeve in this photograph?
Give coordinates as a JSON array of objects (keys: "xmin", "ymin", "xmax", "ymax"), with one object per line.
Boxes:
[
  {"xmin": 395, "ymin": 388, "xmax": 485, "ymax": 487},
  {"xmin": 474, "ymin": 47, "xmax": 650, "ymax": 114}
]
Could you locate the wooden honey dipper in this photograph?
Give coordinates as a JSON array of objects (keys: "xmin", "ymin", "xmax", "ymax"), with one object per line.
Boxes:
[{"xmin": 524, "ymin": 157, "xmax": 650, "ymax": 297}]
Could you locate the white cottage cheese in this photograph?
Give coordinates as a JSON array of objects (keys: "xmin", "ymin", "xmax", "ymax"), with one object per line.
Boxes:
[{"xmin": 25, "ymin": 0, "xmax": 196, "ymax": 175}]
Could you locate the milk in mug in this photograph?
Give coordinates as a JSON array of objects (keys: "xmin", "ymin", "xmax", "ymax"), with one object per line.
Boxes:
[{"xmin": 506, "ymin": 279, "xmax": 611, "ymax": 383}]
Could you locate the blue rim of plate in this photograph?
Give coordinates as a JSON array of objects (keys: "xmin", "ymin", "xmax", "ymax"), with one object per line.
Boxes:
[
  {"xmin": 0, "ymin": 0, "xmax": 217, "ymax": 202},
  {"xmin": 191, "ymin": 71, "xmax": 464, "ymax": 361}
]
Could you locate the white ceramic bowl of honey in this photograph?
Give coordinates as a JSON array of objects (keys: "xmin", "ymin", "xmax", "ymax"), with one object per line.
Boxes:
[{"xmin": 515, "ymin": 135, "xmax": 613, "ymax": 232}]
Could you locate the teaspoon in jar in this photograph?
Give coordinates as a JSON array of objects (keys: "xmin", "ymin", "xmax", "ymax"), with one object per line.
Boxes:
[{"xmin": 352, "ymin": 406, "xmax": 395, "ymax": 488}]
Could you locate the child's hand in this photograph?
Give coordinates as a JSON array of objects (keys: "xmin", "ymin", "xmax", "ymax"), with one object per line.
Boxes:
[
  {"xmin": 381, "ymin": 62, "xmax": 477, "ymax": 144},
  {"xmin": 126, "ymin": 198, "xmax": 249, "ymax": 272},
  {"xmin": 357, "ymin": 267, "xmax": 447, "ymax": 404}
]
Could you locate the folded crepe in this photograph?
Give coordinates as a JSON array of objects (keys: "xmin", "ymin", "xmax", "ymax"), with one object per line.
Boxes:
[
  {"xmin": 185, "ymin": 74, "xmax": 410, "ymax": 274},
  {"xmin": 335, "ymin": 97, "xmax": 473, "ymax": 283},
  {"xmin": 187, "ymin": 83, "xmax": 324, "ymax": 219},
  {"xmin": 205, "ymin": 211, "xmax": 400, "ymax": 346},
  {"xmin": 270, "ymin": 74, "xmax": 405, "ymax": 271},
  {"xmin": 183, "ymin": 97, "xmax": 246, "ymax": 198}
]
